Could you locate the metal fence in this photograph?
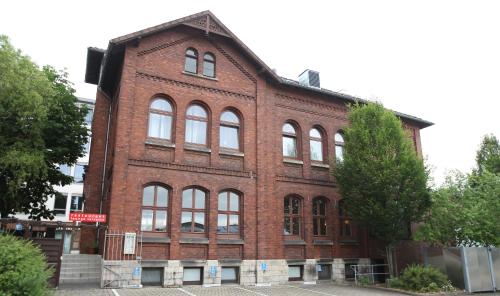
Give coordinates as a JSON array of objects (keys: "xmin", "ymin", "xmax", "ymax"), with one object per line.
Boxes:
[
  {"xmin": 102, "ymin": 229, "xmax": 143, "ymax": 288},
  {"xmin": 352, "ymin": 264, "xmax": 389, "ymax": 285}
]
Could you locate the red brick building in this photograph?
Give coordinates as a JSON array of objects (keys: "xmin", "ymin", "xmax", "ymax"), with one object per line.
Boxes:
[{"xmin": 84, "ymin": 11, "xmax": 432, "ymax": 286}]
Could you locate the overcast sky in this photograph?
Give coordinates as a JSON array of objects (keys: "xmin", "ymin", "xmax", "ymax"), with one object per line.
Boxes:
[{"xmin": 2, "ymin": 0, "xmax": 499, "ymax": 186}]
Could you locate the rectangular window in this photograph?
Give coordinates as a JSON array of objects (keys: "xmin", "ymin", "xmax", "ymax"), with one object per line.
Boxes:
[
  {"xmin": 221, "ymin": 267, "xmax": 239, "ymax": 284},
  {"xmin": 185, "ymin": 120, "xmax": 207, "ymax": 145},
  {"xmin": 283, "ymin": 136, "xmax": 297, "ymax": 158},
  {"xmin": 217, "ymin": 214, "xmax": 227, "ymax": 233},
  {"xmin": 193, "ymin": 212, "xmax": 205, "ymax": 232},
  {"xmin": 335, "ymin": 145, "xmax": 344, "ymax": 162},
  {"xmin": 220, "ymin": 126, "xmax": 239, "ymax": 150},
  {"xmin": 148, "ymin": 113, "xmax": 172, "ymax": 140},
  {"xmin": 141, "ymin": 267, "xmax": 163, "ymax": 286},
  {"xmin": 310, "ymin": 140, "xmax": 323, "ymax": 161},
  {"xmin": 288, "ymin": 265, "xmax": 303, "ymax": 281},
  {"xmin": 181, "ymin": 211, "xmax": 192, "ymax": 232},
  {"xmin": 155, "ymin": 211, "xmax": 167, "ymax": 232},
  {"xmin": 74, "ymin": 164, "xmax": 85, "ymax": 183},
  {"xmin": 203, "ymin": 62, "xmax": 215, "ymax": 77},
  {"xmin": 70, "ymin": 195, "xmax": 83, "ymax": 211},
  {"xmin": 54, "ymin": 194, "xmax": 67, "ymax": 215},
  {"xmin": 184, "ymin": 57, "xmax": 197, "ymax": 74},
  {"xmin": 229, "ymin": 214, "xmax": 239, "ymax": 233},
  {"xmin": 183, "ymin": 267, "xmax": 203, "ymax": 285},
  {"xmin": 141, "ymin": 210, "xmax": 153, "ymax": 231}
]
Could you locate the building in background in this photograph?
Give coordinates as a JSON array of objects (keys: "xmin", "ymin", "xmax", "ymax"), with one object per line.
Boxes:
[
  {"xmin": 83, "ymin": 11, "xmax": 432, "ymax": 286},
  {"xmin": 15, "ymin": 97, "xmax": 95, "ymax": 254}
]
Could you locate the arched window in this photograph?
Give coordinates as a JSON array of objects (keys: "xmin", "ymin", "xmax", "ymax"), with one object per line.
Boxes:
[
  {"xmin": 203, "ymin": 53, "xmax": 215, "ymax": 77},
  {"xmin": 181, "ymin": 188, "xmax": 206, "ymax": 233},
  {"xmin": 184, "ymin": 48, "xmax": 198, "ymax": 74},
  {"xmin": 141, "ymin": 185, "xmax": 168, "ymax": 232},
  {"xmin": 217, "ymin": 191, "xmax": 240, "ymax": 234},
  {"xmin": 185, "ymin": 104, "xmax": 208, "ymax": 146},
  {"xmin": 148, "ymin": 98, "xmax": 173, "ymax": 140},
  {"xmin": 338, "ymin": 199, "xmax": 352, "ymax": 237},
  {"xmin": 335, "ymin": 132, "xmax": 345, "ymax": 162},
  {"xmin": 283, "ymin": 123, "xmax": 298, "ymax": 158},
  {"xmin": 312, "ymin": 197, "xmax": 327, "ymax": 236},
  {"xmin": 310, "ymin": 128, "xmax": 324, "ymax": 162},
  {"xmin": 284, "ymin": 196, "xmax": 301, "ymax": 237},
  {"xmin": 220, "ymin": 110, "xmax": 240, "ymax": 151}
]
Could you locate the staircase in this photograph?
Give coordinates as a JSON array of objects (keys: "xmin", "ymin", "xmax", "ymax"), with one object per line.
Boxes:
[{"xmin": 59, "ymin": 254, "xmax": 101, "ymax": 285}]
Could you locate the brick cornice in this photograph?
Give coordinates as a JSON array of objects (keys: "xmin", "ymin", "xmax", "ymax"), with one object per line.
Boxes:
[
  {"xmin": 137, "ymin": 36, "xmax": 193, "ymax": 56},
  {"xmin": 276, "ymin": 175, "xmax": 336, "ymax": 187},
  {"xmin": 136, "ymin": 71, "xmax": 255, "ymax": 101},
  {"xmin": 129, "ymin": 158, "xmax": 256, "ymax": 178},
  {"xmin": 275, "ymin": 93, "xmax": 348, "ymax": 121}
]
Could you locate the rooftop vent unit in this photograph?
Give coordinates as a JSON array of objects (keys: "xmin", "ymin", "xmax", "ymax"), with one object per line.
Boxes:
[{"xmin": 298, "ymin": 69, "xmax": 320, "ymax": 88}]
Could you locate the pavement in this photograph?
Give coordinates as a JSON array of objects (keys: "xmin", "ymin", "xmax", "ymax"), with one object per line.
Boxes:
[{"xmin": 55, "ymin": 282, "xmax": 410, "ymax": 296}]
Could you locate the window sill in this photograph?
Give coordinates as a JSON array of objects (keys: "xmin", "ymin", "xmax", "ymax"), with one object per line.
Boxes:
[
  {"xmin": 217, "ymin": 239, "xmax": 244, "ymax": 245},
  {"xmin": 311, "ymin": 163, "xmax": 330, "ymax": 169},
  {"xmin": 139, "ymin": 236, "xmax": 171, "ymax": 244},
  {"xmin": 284, "ymin": 239, "xmax": 306, "ymax": 245},
  {"xmin": 145, "ymin": 138, "xmax": 175, "ymax": 149},
  {"xmin": 184, "ymin": 145, "xmax": 211, "ymax": 153},
  {"xmin": 182, "ymin": 71, "xmax": 218, "ymax": 81},
  {"xmin": 219, "ymin": 150, "xmax": 244, "ymax": 157},
  {"xmin": 313, "ymin": 239, "xmax": 333, "ymax": 245},
  {"xmin": 179, "ymin": 237, "xmax": 209, "ymax": 244},
  {"xmin": 283, "ymin": 158, "xmax": 303, "ymax": 165}
]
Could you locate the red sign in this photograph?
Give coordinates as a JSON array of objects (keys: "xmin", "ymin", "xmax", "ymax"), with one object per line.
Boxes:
[{"xmin": 69, "ymin": 212, "xmax": 106, "ymax": 223}]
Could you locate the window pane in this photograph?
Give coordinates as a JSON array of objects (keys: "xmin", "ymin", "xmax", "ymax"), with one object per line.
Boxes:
[
  {"xmin": 335, "ymin": 145, "xmax": 344, "ymax": 162},
  {"xmin": 229, "ymin": 193, "xmax": 239, "ymax": 211},
  {"xmin": 143, "ymin": 186, "xmax": 154, "ymax": 206},
  {"xmin": 183, "ymin": 268, "xmax": 201, "ymax": 282},
  {"xmin": 54, "ymin": 194, "xmax": 67, "ymax": 214},
  {"xmin": 194, "ymin": 212, "xmax": 205, "ymax": 232},
  {"xmin": 319, "ymin": 200, "xmax": 326, "ymax": 215},
  {"xmin": 186, "ymin": 49, "xmax": 196, "ymax": 56},
  {"xmin": 157, "ymin": 187, "xmax": 168, "ymax": 207},
  {"xmin": 320, "ymin": 217, "xmax": 327, "ymax": 235},
  {"xmin": 310, "ymin": 140, "xmax": 323, "ymax": 161},
  {"xmin": 185, "ymin": 120, "xmax": 207, "ymax": 145},
  {"xmin": 148, "ymin": 114, "xmax": 171, "ymax": 139},
  {"xmin": 141, "ymin": 210, "xmax": 153, "ymax": 231},
  {"xmin": 203, "ymin": 61, "xmax": 215, "ymax": 77},
  {"xmin": 204, "ymin": 53, "xmax": 214, "ymax": 62},
  {"xmin": 185, "ymin": 56, "xmax": 197, "ymax": 73},
  {"xmin": 312, "ymin": 201, "xmax": 318, "ymax": 215},
  {"xmin": 310, "ymin": 128, "xmax": 321, "ymax": 138},
  {"xmin": 155, "ymin": 210, "xmax": 167, "ymax": 232},
  {"xmin": 284, "ymin": 198, "xmax": 290, "ymax": 214},
  {"xmin": 70, "ymin": 195, "xmax": 83, "ymax": 211},
  {"xmin": 221, "ymin": 267, "xmax": 237, "ymax": 281},
  {"xmin": 229, "ymin": 215, "xmax": 239, "ymax": 233},
  {"xmin": 292, "ymin": 198, "xmax": 300, "ymax": 214},
  {"xmin": 282, "ymin": 123, "xmax": 296, "ymax": 134},
  {"xmin": 182, "ymin": 189, "xmax": 192, "ymax": 208},
  {"xmin": 217, "ymin": 214, "xmax": 227, "ymax": 233},
  {"xmin": 313, "ymin": 218, "xmax": 318, "ymax": 236},
  {"xmin": 186, "ymin": 105, "xmax": 207, "ymax": 118},
  {"xmin": 292, "ymin": 217, "xmax": 300, "ymax": 235},
  {"xmin": 284, "ymin": 217, "xmax": 291, "ymax": 235},
  {"xmin": 218, "ymin": 193, "xmax": 227, "ymax": 211},
  {"xmin": 59, "ymin": 164, "xmax": 71, "ymax": 176},
  {"xmin": 181, "ymin": 211, "xmax": 192, "ymax": 231},
  {"xmin": 151, "ymin": 99, "xmax": 172, "ymax": 112},
  {"xmin": 335, "ymin": 133, "xmax": 344, "ymax": 143},
  {"xmin": 194, "ymin": 189, "xmax": 205, "ymax": 209},
  {"xmin": 85, "ymin": 108, "xmax": 94, "ymax": 125},
  {"xmin": 288, "ymin": 266, "xmax": 301, "ymax": 278},
  {"xmin": 220, "ymin": 111, "xmax": 239, "ymax": 124},
  {"xmin": 74, "ymin": 165, "xmax": 85, "ymax": 183},
  {"xmin": 220, "ymin": 126, "xmax": 239, "ymax": 150},
  {"xmin": 283, "ymin": 136, "xmax": 297, "ymax": 157}
]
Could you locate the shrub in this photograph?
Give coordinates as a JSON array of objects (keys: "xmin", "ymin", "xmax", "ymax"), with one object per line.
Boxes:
[
  {"xmin": 0, "ymin": 235, "xmax": 53, "ymax": 296},
  {"xmin": 389, "ymin": 264, "xmax": 449, "ymax": 292}
]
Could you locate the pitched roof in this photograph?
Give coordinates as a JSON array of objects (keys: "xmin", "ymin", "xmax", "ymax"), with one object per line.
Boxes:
[{"xmin": 85, "ymin": 10, "xmax": 433, "ymax": 128}]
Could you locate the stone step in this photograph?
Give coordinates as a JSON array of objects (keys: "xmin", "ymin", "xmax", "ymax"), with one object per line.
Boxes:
[
  {"xmin": 59, "ymin": 277, "xmax": 100, "ymax": 284},
  {"xmin": 61, "ymin": 266, "xmax": 101, "ymax": 271},
  {"xmin": 60, "ymin": 272, "xmax": 101, "ymax": 279},
  {"xmin": 61, "ymin": 257, "xmax": 101, "ymax": 262},
  {"xmin": 60, "ymin": 268, "xmax": 101, "ymax": 274}
]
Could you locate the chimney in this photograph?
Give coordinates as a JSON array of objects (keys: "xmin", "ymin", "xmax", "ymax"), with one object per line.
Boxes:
[{"xmin": 298, "ymin": 69, "xmax": 320, "ymax": 88}]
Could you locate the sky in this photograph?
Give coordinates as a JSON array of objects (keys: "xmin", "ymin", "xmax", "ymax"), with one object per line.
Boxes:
[{"xmin": 1, "ymin": 0, "xmax": 499, "ymax": 186}]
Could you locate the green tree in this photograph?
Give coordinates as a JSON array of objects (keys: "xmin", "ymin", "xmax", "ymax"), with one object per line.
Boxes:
[
  {"xmin": 333, "ymin": 103, "xmax": 431, "ymax": 276},
  {"xmin": 475, "ymin": 134, "xmax": 500, "ymax": 175},
  {"xmin": 415, "ymin": 171, "xmax": 500, "ymax": 247},
  {"xmin": 0, "ymin": 35, "xmax": 88, "ymax": 219},
  {"xmin": 0, "ymin": 234, "xmax": 53, "ymax": 296}
]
